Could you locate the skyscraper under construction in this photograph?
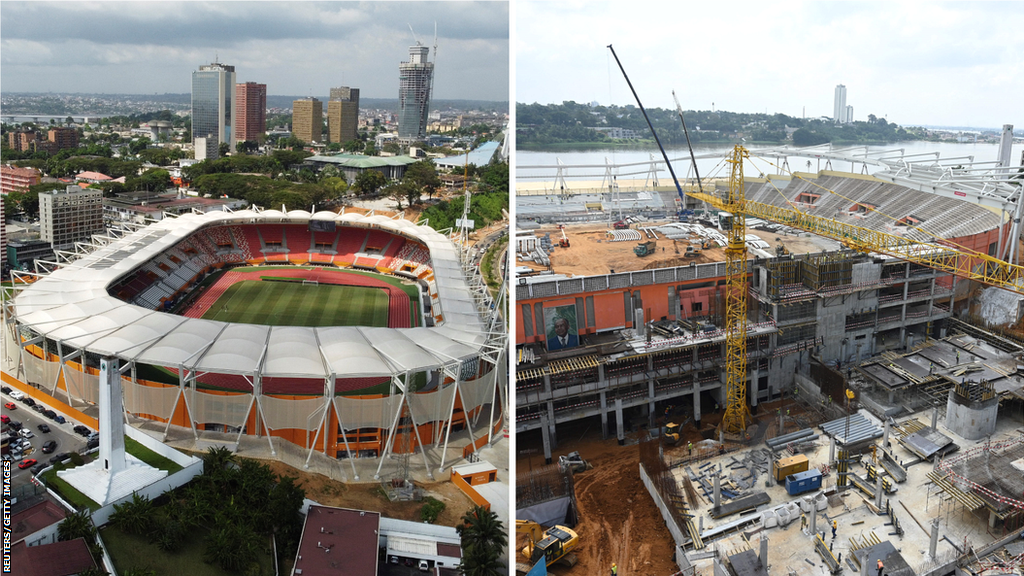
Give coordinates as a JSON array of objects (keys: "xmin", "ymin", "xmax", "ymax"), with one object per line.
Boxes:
[{"xmin": 398, "ymin": 44, "xmax": 434, "ymax": 139}]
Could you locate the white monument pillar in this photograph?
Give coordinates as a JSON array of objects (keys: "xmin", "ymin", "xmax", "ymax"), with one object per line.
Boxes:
[{"xmin": 99, "ymin": 356, "xmax": 127, "ymax": 474}]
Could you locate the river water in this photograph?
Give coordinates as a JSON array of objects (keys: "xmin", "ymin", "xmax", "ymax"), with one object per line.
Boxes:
[{"xmin": 517, "ymin": 140, "xmax": 1024, "ymax": 183}]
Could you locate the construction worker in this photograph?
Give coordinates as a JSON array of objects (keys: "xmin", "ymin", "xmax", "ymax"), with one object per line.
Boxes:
[
  {"xmin": 956, "ymin": 350, "xmax": 961, "ymax": 363},
  {"xmin": 877, "ymin": 559, "xmax": 884, "ymax": 576},
  {"xmin": 611, "ymin": 562, "xmax": 618, "ymax": 576},
  {"xmin": 832, "ymin": 519, "xmax": 837, "ymax": 539},
  {"xmin": 687, "ymin": 441, "xmax": 693, "ymax": 456},
  {"xmin": 801, "ymin": 513, "xmax": 807, "ymax": 531},
  {"xmin": 929, "ymin": 362, "xmax": 934, "ymax": 375}
]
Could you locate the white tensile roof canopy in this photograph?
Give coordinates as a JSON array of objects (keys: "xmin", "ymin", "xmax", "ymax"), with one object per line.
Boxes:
[{"xmin": 12, "ymin": 210, "xmax": 488, "ymax": 379}]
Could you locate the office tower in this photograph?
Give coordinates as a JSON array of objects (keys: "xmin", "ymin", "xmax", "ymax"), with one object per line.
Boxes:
[
  {"xmin": 192, "ymin": 62, "xmax": 236, "ymax": 153},
  {"xmin": 846, "ymin": 105, "xmax": 854, "ymax": 124},
  {"xmin": 292, "ymin": 98, "xmax": 323, "ymax": 144},
  {"xmin": 235, "ymin": 82, "xmax": 267, "ymax": 143},
  {"xmin": 327, "ymin": 86, "xmax": 360, "ymax": 144},
  {"xmin": 47, "ymin": 127, "xmax": 79, "ymax": 150},
  {"xmin": 834, "ymin": 84, "xmax": 847, "ymax": 124},
  {"xmin": 194, "ymin": 137, "xmax": 218, "ymax": 162},
  {"xmin": 39, "ymin": 185, "xmax": 104, "ymax": 250},
  {"xmin": 398, "ymin": 44, "xmax": 434, "ymax": 139}
]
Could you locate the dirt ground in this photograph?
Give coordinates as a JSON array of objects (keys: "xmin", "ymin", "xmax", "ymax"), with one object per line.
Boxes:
[
  {"xmin": 252, "ymin": 457, "xmax": 475, "ymax": 528},
  {"xmin": 516, "ymin": 424, "xmax": 679, "ymax": 576},
  {"xmin": 520, "ymin": 222, "xmax": 838, "ymax": 277}
]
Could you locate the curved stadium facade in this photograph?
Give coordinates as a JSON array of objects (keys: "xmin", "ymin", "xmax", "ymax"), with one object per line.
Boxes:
[{"xmin": 5, "ymin": 209, "xmax": 505, "ymax": 473}]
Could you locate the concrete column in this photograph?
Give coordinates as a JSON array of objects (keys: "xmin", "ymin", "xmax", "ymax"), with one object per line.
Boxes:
[
  {"xmin": 714, "ymin": 472, "xmax": 721, "ymax": 509},
  {"xmin": 875, "ymin": 474, "xmax": 884, "ymax": 508},
  {"xmin": 829, "ymin": 437, "xmax": 836, "ymax": 466},
  {"xmin": 543, "ymin": 373, "xmax": 551, "ymax": 394},
  {"xmin": 98, "ymin": 357, "xmax": 127, "ymax": 474},
  {"xmin": 540, "ymin": 413, "xmax": 553, "ymax": 465},
  {"xmin": 989, "ymin": 509, "xmax": 997, "ymax": 528},
  {"xmin": 759, "ymin": 536, "xmax": 768, "ymax": 567},
  {"xmin": 598, "ymin": 363, "xmax": 606, "ymax": 385},
  {"xmin": 693, "ymin": 387, "xmax": 702, "ymax": 426},
  {"xmin": 809, "ymin": 508, "xmax": 817, "ymax": 537},
  {"xmin": 750, "ymin": 368, "xmax": 759, "ymax": 411},
  {"xmin": 546, "ymin": 401, "xmax": 558, "ymax": 451},
  {"xmin": 615, "ymin": 398, "xmax": 625, "ymax": 445},
  {"xmin": 648, "ymin": 379, "xmax": 656, "ymax": 428},
  {"xmin": 860, "ymin": 552, "xmax": 869, "ymax": 576},
  {"xmin": 931, "ymin": 407, "xmax": 938, "ymax": 430},
  {"xmin": 600, "ymin": 391, "xmax": 609, "ymax": 439},
  {"xmin": 888, "ymin": 389, "xmax": 895, "ymax": 404},
  {"xmin": 883, "ymin": 420, "xmax": 890, "ymax": 448},
  {"xmin": 929, "ymin": 517, "xmax": 940, "ymax": 558}
]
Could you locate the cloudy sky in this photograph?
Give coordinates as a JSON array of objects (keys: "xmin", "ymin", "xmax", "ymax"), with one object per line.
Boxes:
[
  {"xmin": 1, "ymin": 1, "xmax": 509, "ymax": 101},
  {"xmin": 517, "ymin": 1, "xmax": 1023, "ymax": 129}
]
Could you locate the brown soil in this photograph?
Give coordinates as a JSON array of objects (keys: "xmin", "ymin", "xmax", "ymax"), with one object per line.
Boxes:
[
  {"xmin": 520, "ymin": 222, "xmax": 834, "ymax": 277},
  {"xmin": 254, "ymin": 458, "xmax": 475, "ymax": 528},
  {"xmin": 516, "ymin": 426, "xmax": 678, "ymax": 576}
]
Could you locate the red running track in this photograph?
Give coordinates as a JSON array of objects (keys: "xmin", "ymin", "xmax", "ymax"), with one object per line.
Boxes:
[{"xmin": 179, "ymin": 268, "xmax": 413, "ymax": 328}]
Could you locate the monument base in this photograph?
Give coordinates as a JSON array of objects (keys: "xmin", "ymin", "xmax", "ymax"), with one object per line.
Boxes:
[{"xmin": 57, "ymin": 454, "xmax": 168, "ymax": 506}]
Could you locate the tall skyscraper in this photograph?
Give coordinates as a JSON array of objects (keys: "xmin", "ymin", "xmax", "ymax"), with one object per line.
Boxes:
[
  {"xmin": 39, "ymin": 185, "xmax": 104, "ymax": 250},
  {"xmin": 834, "ymin": 84, "xmax": 847, "ymax": 124},
  {"xmin": 398, "ymin": 44, "xmax": 434, "ymax": 139},
  {"xmin": 846, "ymin": 105, "xmax": 854, "ymax": 124},
  {"xmin": 235, "ymin": 82, "xmax": 267, "ymax": 143},
  {"xmin": 292, "ymin": 98, "xmax": 323, "ymax": 144},
  {"xmin": 192, "ymin": 62, "xmax": 236, "ymax": 153},
  {"xmin": 327, "ymin": 86, "xmax": 360, "ymax": 145}
]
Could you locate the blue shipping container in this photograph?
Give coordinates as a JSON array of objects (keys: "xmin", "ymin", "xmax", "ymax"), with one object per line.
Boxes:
[{"xmin": 785, "ymin": 469, "xmax": 822, "ymax": 496}]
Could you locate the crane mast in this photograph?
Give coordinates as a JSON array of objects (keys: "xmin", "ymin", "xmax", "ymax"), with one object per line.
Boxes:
[{"xmin": 722, "ymin": 146, "xmax": 750, "ymax": 434}]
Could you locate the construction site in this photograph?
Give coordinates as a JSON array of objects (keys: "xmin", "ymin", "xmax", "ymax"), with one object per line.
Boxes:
[{"xmin": 513, "ymin": 128, "xmax": 1024, "ymax": 576}]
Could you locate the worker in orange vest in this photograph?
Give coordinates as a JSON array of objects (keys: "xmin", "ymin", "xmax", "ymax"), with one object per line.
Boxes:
[{"xmin": 877, "ymin": 559, "xmax": 884, "ymax": 576}]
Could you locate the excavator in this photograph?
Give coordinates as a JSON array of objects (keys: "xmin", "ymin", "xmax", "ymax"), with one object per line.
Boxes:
[
  {"xmin": 515, "ymin": 520, "xmax": 580, "ymax": 574},
  {"xmin": 663, "ymin": 422, "xmax": 684, "ymax": 446}
]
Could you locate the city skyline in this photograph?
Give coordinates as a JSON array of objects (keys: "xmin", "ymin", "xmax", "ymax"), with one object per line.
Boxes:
[
  {"xmin": 0, "ymin": 1, "xmax": 509, "ymax": 102},
  {"xmin": 517, "ymin": 1, "xmax": 1024, "ymax": 129}
]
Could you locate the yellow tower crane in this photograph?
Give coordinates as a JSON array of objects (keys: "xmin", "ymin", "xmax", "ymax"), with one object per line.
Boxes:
[{"xmin": 721, "ymin": 146, "xmax": 750, "ymax": 434}]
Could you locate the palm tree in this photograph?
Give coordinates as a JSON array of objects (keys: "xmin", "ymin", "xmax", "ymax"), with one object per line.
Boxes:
[
  {"xmin": 459, "ymin": 543, "xmax": 503, "ymax": 576},
  {"xmin": 459, "ymin": 505, "xmax": 507, "ymax": 552},
  {"xmin": 110, "ymin": 492, "xmax": 153, "ymax": 535},
  {"xmin": 57, "ymin": 509, "xmax": 96, "ymax": 543}
]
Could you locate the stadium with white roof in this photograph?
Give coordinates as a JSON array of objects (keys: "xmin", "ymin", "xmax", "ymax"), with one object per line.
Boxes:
[{"xmin": 4, "ymin": 207, "xmax": 507, "ymax": 478}]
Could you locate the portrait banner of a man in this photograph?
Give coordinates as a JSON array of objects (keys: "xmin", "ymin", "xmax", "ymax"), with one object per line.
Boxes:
[{"xmin": 545, "ymin": 305, "xmax": 579, "ymax": 351}]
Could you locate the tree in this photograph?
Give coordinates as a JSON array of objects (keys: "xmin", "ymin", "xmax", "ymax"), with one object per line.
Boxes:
[
  {"xmin": 404, "ymin": 160, "xmax": 442, "ymax": 199},
  {"xmin": 353, "ymin": 170, "xmax": 386, "ymax": 196},
  {"xmin": 457, "ymin": 506, "xmax": 506, "ymax": 576},
  {"xmin": 57, "ymin": 509, "xmax": 96, "ymax": 543},
  {"xmin": 218, "ymin": 142, "xmax": 230, "ymax": 157},
  {"xmin": 110, "ymin": 492, "xmax": 154, "ymax": 536},
  {"xmin": 867, "ymin": 114, "xmax": 877, "ymax": 124}
]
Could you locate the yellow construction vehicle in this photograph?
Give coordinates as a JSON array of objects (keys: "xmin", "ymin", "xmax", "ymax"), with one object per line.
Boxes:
[
  {"xmin": 515, "ymin": 520, "xmax": 580, "ymax": 573},
  {"xmin": 663, "ymin": 422, "xmax": 684, "ymax": 446}
]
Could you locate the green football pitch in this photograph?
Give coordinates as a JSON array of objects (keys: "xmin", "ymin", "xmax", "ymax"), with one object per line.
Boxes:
[{"xmin": 201, "ymin": 280, "xmax": 390, "ymax": 327}]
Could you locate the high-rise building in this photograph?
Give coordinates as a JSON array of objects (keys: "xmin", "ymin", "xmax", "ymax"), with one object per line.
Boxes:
[
  {"xmin": 1, "ymin": 195, "xmax": 6, "ymax": 270},
  {"xmin": 192, "ymin": 62, "xmax": 236, "ymax": 153},
  {"xmin": 194, "ymin": 137, "xmax": 219, "ymax": 162},
  {"xmin": 39, "ymin": 185, "xmax": 104, "ymax": 250},
  {"xmin": 327, "ymin": 87, "xmax": 360, "ymax": 145},
  {"xmin": 834, "ymin": 84, "xmax": 847, "ymax": 124},
  {"xmin": 398, "ymin": 44, "xmax": 434, "ymax": 139},
  {"xmin": 47, "ymin": 127, "xmax": 79, "ymax": 150},
  {"xmin": 846, "ymin": 105, "xmax": 854, "ymax": 124},
  {"xmin": 292, "ymin": 98, "xmax": 323, "ymax": 144},
  {"xmin": 235, "ymin": 82, "xmax": 267, "ymax": 143}
]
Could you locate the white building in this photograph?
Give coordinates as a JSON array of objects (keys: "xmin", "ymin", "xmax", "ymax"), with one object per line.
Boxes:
[
  {"xmin": 192, "ymin": 61, "xmax": 236, "ymax": 153},
  {"xmin": 39, "ymin": 185, "xmax": 104, "ymax": 250},
  {"xmin": 834, "ymin": 84, "xmax": 847, "ymax": 124}
]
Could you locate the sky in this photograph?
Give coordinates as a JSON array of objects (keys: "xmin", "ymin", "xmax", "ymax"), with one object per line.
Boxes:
[
  {"xmin": 517, "ymin": 1, "xmax": 1024, "ymax": 129},
  {"xmin": 0, "ymin": 1, "xmax": 509, "ymax": 101}
]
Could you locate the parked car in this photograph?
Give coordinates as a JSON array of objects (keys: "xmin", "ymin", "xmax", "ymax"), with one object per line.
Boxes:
[
  {"xmin": 41, "ymin": 441, "xmax": 57, "ymax": 454},
  {"xmin": 8, "ymin": 421, "xmax": 22, "ymax": 431},
  {"xmin": 31, "ymin": 404, "xmax": 45, "ymax": 413},
  {"xmin": 8, "ymin": 390, "xmax": 24, "ymax": 401},
  {"xmin": 3, "ymin": 402, "xmax": 15, "ymax": 410},
  {"xmin": 73, "ymin": 425, "xmax": 91, "ymax": 436},
  {"xmin": 53, "ymin": 416, "xmax": 66, "ymax": 425},
  {"xmin": 18, "ymin": 458, "xmax": 37, "ymax": 469},
  {"xmin": 390, "ymin": 557, "xmax": 399, "ymax": 565},
  {"xmin": 18, "ymin": 429, "xmax": 34, "ymax": 439},
  {"xmin": 37, "ymin": 424, "xmax": 50, "ymax": 433},
  {"xmin": 48, "ymin": 452, "xmax": 72, "ymax": 464},
  {"xmin": 1, "ymin": 386, "xmax": 11, "ymax": 394},
  {"xmin": 31, "ymin": 463, "xmax": 46, "ymax": 475},
  {"xmin": 1, "ymin": 415, "xmax": 9, "ymax": 425},
  {"xmin": 21, "ymin": 397, "xmax": 35, "ymax": 407},
  {"xmin": 419, "ymin": 560, "xmax": 429, "ymax": 572},
  {"xmin": 86, "ymin": 438, "xmax": 99, "ymax": 450},
  {"xmin": 43, "ymin": 410, "xmax": 57, "ymax": 420}
]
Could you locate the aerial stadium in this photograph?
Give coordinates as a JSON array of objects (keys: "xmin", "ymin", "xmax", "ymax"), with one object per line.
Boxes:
[{"xmin": 2, "ymin": 207, "xmax": 507, "ymax": 479}]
